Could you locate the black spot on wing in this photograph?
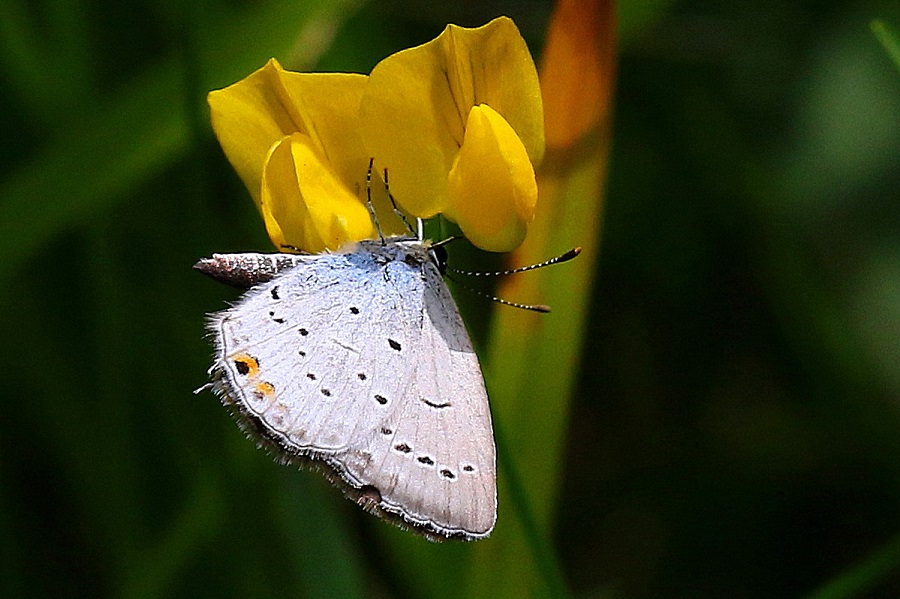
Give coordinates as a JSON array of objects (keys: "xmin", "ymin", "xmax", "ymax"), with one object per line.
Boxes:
[{"xmin": 422, "ymin": 398, "xmax": 451, "ymax": 409}]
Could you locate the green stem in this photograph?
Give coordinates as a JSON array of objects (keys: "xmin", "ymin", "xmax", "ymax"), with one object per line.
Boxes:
[{"xmin": 494, "ymin": 418, "xmax": 571, "ymax": 598}]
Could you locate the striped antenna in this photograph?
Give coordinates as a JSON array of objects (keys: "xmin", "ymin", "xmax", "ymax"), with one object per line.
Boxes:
[
  {"xmin": 449, "ymin": 247, "xmax": 581, "ymax": 277},
  {"xmin": 446, "ymin": 274, "xmax": 551, "ymax": 313},
  {"xmin": 445, "ymin": 247, "xmax": 581, "ymax": 312}
]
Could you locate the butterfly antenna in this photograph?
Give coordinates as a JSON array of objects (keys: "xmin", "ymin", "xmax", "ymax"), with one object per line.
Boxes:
[
  {"xmin": 448, "ymin": 247, "xmax": 581, "ymax": 277},
  {"xmin": 446, "ymin": 273, "xmax": 551, "ymax": 313},
  {"xmin": 365, "ymin": 158, "xmax": 386, "ymax": 245},
  {"xmin": 446, "ymin": 247, "xmax": 581, "ymax": 312},
  {"xmin": 382, "ymin": 166, "xmax": 417, "ymax": 236},
  {"xmin": 430, "ymin": 235, "xmax": 463, "ymax": 250}
]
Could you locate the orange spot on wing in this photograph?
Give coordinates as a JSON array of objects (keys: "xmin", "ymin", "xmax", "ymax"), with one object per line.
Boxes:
[
  {"xmin": 231, "ymin": 353, "xmax": 260, "ymax": 377},
  {"xmin": 255, "ymin": 381, "xmax": 276, "ymax": 396}
]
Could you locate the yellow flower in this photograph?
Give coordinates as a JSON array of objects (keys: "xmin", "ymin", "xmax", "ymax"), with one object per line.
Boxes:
[
  {"xmin": 361, "ymin": 16, "xmax": 544, "ymax": 251},
  {"xmin": 208, "ymin": 16, "xmax": 544, "ymax": 253},
  {"xmin": 208, "ymin": 59, "xmax": 404, "ymax": 252}
]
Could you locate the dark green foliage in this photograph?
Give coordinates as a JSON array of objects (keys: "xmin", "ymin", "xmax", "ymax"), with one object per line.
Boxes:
[{"xmin": 0, "ymin": 0, "xmax": 898, "ymax": 597}]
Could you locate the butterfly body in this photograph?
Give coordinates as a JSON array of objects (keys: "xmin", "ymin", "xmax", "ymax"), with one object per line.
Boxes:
[{"xmin": 198, "ymin": 239, "xmax": 497, "ymax": 541}]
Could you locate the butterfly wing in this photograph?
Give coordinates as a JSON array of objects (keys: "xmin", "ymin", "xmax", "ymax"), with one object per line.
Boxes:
[{"xmin": 207, "ymin": 242, "xmax": 497, "ymax": 540}]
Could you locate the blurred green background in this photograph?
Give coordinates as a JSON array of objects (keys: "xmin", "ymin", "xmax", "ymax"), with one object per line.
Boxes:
[{"xmin": 1, "ymin": 0, "xmax": 899, "ymax": 597}]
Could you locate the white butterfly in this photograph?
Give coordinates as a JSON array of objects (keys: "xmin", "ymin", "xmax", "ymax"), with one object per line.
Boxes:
[{"xmin": 196, "ymin": 238, "xmax": 497, "ymax": 541}]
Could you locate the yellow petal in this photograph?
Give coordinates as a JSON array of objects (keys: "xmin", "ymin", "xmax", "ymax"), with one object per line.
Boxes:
[
  {"xmin": 275, "ymin": 69, "xmax": 409, "ymax": 238},
  {"xmin": 209, "ymin": 58, "xmax": 370, "ymax": 208},
  {"xmin": 447, "ymin": 104, "xmax": 537, "ymax": 252},
  {"xmin": 360, "ymin": 16, "xmax": 544, "ymax": 219},
  {"xmin": 209, "ymin": 59, "xmax": 298, "ymax": 207},
  {"xmin": 274, "ymin": 69, "xmax": 373, "ymax": 198},
  {"xmin": 260, "ymin": 133, "xmax": 376, "ymax": 253}
]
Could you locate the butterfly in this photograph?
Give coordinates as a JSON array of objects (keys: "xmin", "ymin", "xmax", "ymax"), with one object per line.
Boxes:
[{"xmin": 196, "ymin": 237, "xmax": 497, "ymax": 541}]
